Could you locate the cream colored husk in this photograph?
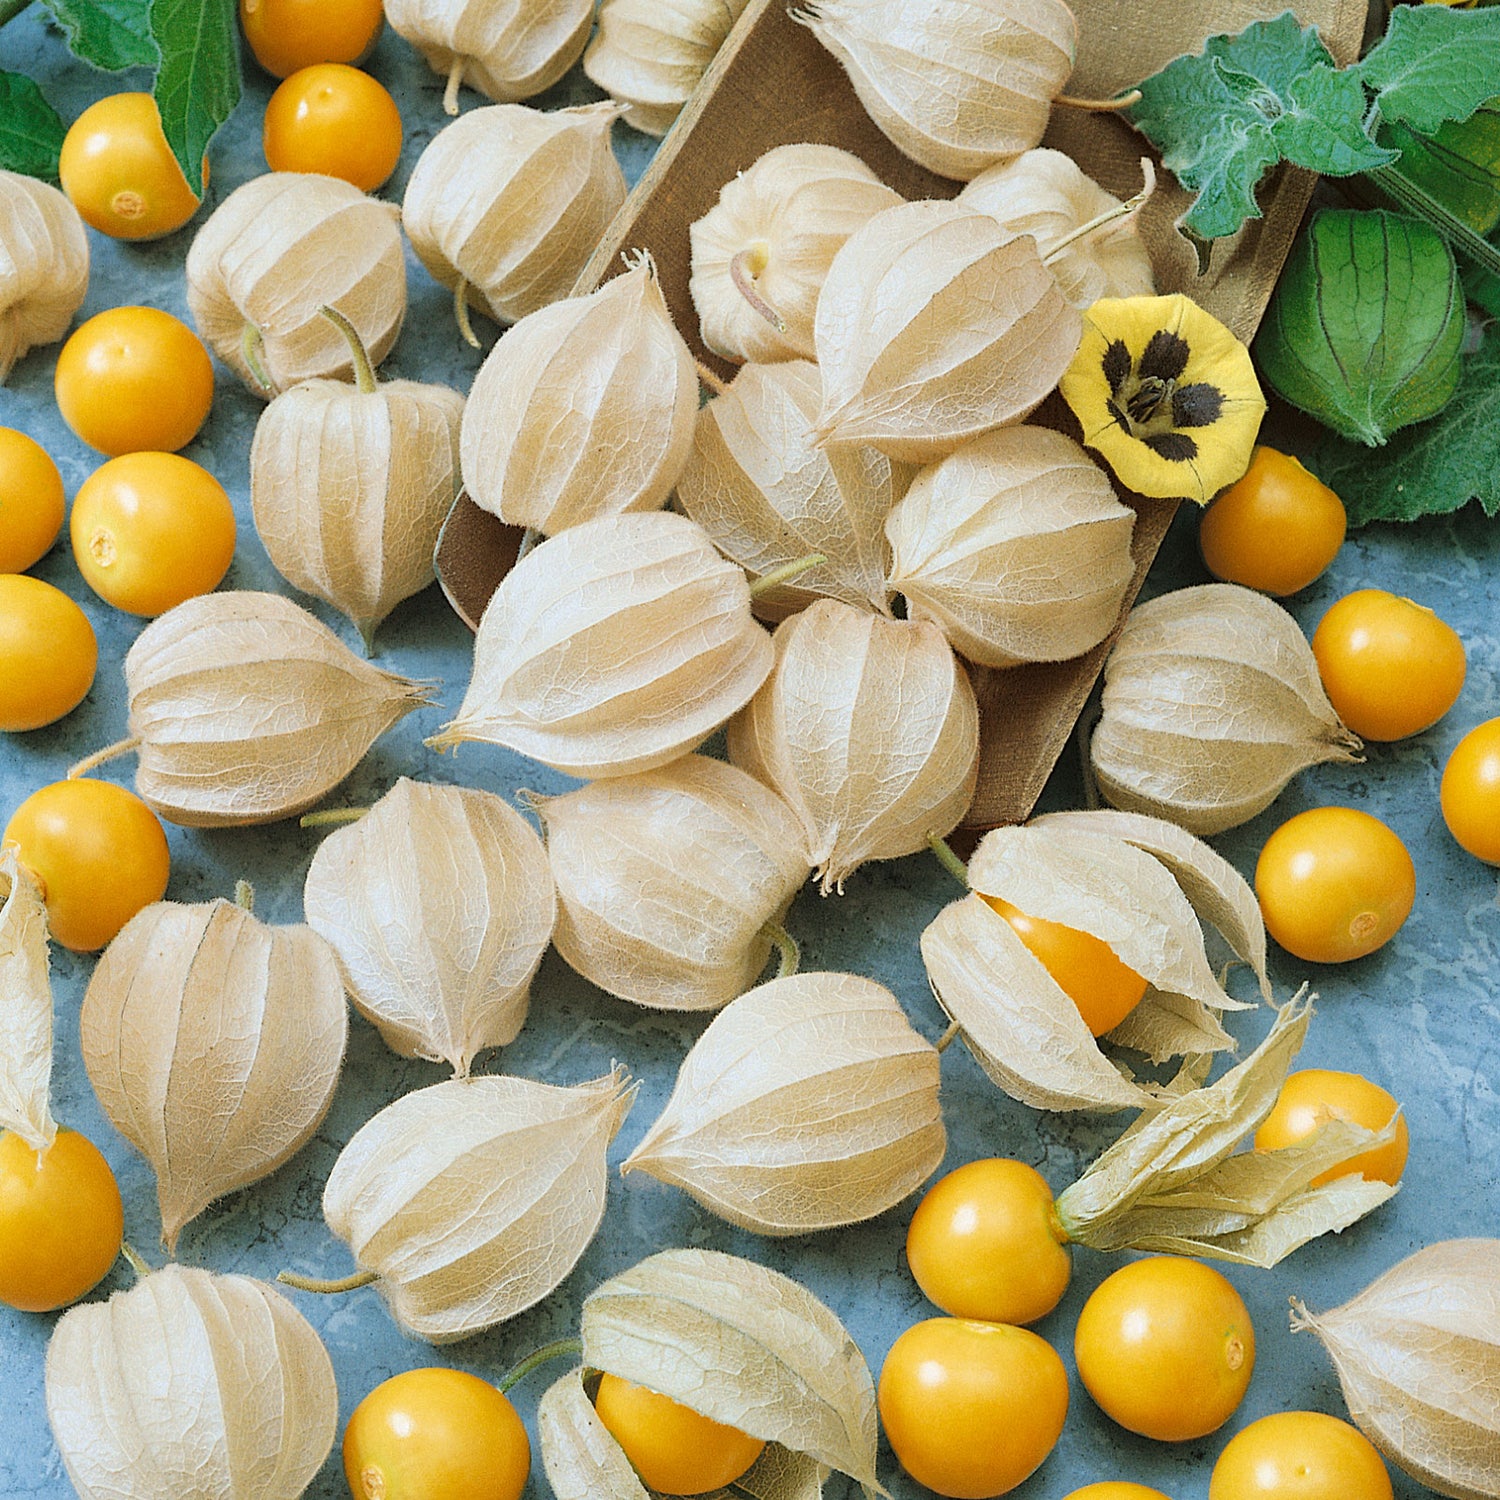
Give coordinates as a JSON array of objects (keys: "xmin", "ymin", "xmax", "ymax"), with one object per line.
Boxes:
[
  {"xmin": 0, "ymin": 171, "xmax": 88, "ymax": 383},
  {"xmin": 0, "ymin": 850, "xmax": 55, "ymax": 1152}
]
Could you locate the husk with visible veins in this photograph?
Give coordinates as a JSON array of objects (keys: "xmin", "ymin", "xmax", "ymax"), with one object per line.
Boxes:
[
  {"xmin": 689, "ymin": 144, "xmax": 904, "ymax": 363},
  {"xmin": 184, "ymin": 174, "xmax": 405, "ymax": 398},
  {"xmin": 45, "ymin": 1265, "xmax": 337, "ymax": 1500},
  {"xmin": 729, "ymin": 599, "xmax": 979, "ymax": 892},
  {"xmin": 0, "ymin": 171, "xmax": 89, "ymax": 384},
  {"xmin": 536, "ymin": 755, "xmax": 810, "ymax": 1011},
  {"xmin": 403, "ymin": 103, "xmax": 627, "ymax": 331},
  {"xmin": 624, "ymin": 972, "xmax": 944, "ymax": 1232},
  {"xmin": 1092, "ymin": 583, "xmax": 1364, "ymax": 835},
  {"xmin": 885, "ymin": 425, "xmax": 1136, "ymax": 667},
  {"xmin": 124, "ymin": 591, "xmax": 431, "ymax": 827},
  {"xmin": 811, "ymin": 200, "xmax": 1082, "ymax": 462},
  {"xmin": 321, "ymin": 1069, "xmax": 634, "ymax": 1342},
  {"xmin": 460, "ymin": 258, "xmax": 696, "ymax": 533},
  {"xmin": 679, "ymin": 360, "xmax": 909, "ymax": 620},
  {"xmin": 433, "ymin": 512, "xmax": 773, "ymax": 778},
  {"xmin": 303, "ymin": 778, "xmax": 555, "ymax": 1075},
  {"xmin": 578, "ymin": 1248, "xmax": 881, "ymax": 1495},
  {"xmin": 81, "ymin": 896, "xmax": 348, "ymax": 1252},
  {"xmin": 0, "ymin": 850, "xmax": 55, "ymax": 1152},
  {"xmin": 1292, "ymin": 1239, "xmax": 1500, "ymax": 1500}
]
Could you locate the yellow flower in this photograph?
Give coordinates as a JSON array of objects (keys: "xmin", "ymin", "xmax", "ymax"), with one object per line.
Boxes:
[{"xmin": 1059, "ymin": 293, "xmax": 1266, "ymax": 505}]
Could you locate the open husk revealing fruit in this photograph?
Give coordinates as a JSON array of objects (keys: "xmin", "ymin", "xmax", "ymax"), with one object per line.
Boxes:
[
  {"xmin": 535, "ymin": 755, "xmax": 810, "ymax": 1011},
  {"xmin": 45, "ymin": 1265, "xmax": 337, "ymax": 1500},
  {"xmin": 0, "ymin": 849, "xmax": 55, "ymax": 1153},
  {"xmin": 303, "ymin": 778, "xmax": 555, "ymax": 1075},
  {"xmin": 315, "ymin": 1068, "xmax": 634, "ymax": 1342},
  {"xmin": 432, "ymin": 512, "xmax": 773, "ymax": 778},
  {"xmin": 729, "ymin": 598, "xmax": 979, "ymax": 892},
  {"xmin": 623, "ymin": 971, "xmax": 945, "ymax": 1233},
  {"xmin": 1292, "ymin": 1239, "xmax": 1500, "ymax": 1499},
  {"xmin": 80, "ymin": 890, "xmax": 347, "ymax": 1252},
  {"xmin": 1091, "ymin": 583, "xmax": 1364, "ymax": 835},
  {"xmin": 0, "ymin": 170, "xmax": 89, "ymax": 384}
]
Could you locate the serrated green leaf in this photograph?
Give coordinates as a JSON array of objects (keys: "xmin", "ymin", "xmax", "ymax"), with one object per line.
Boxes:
[
  {"xmin": 1274, "ymin": 65, "xmax": 1399, "ymax": 177},
  {"xmin": 1360, "ymin": 4, "xmax": 1500, "ymax": 135},
  {"xmin": 0, "ymin": 70, "xmax": 66, "ymax": 181},
  {"xmin": 43, "ymin": 0, "xmax": 157, "ymax": 72},
  {"xmin": 148, "ymin": 0, "xmax": 240, "ymax": 197}
]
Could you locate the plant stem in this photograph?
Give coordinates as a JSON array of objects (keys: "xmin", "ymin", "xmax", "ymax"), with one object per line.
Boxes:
[
  {"xmin": 119, "ymin": 1241, "xmax": 153, "ymax": 1280},
  {"xmin": 0, "ymin": 0, "xmax": 35, "ymax": 29},
  {"xmin": 318, "ymin": 305, "xmax": 377, "ymax": 394},
  {"xmin": 276, "ymin": 1268, "xmax": 379, "ymax": 1295},
  {"xmin": 747, "ymin": 552, "xmax": 826, "ymax": 599},
  {"xmin": 233, "ymin": 880, "xmax": 255, "ymax": 912},
  {"xmin": 926, "ymin": 832, "xmax": 970, "ymax": 888},
  {"xmin": 67, "ymin": 738, "xmax": 140, "ymax": 780},
  {"xmin": 299, "ymin": 807, "xmax": 370, "ymax": 829},
  {"xmin": 496, "ymin": 1336, "xmax": 584, "ymax": 1394},
  {"xmin": 695, "ymin": 358, "xmax": 730, "ymax": 397},
  {"xmin": 1044, "ymin": 159, "xmax": 1156, "ymax": 264},
  {"xmin": 729, "ymin": 246, "xmax": 788, "ymax": 333},
  {"xmin": 453, "ymin": 278, "xmax": 482, "ymax": 349},
  {"xmin": 240, "ymin": 323, "xmax": 275, "ymax": 395},
  {"xmin": 762, "ymin": 920, "xmax": 800, "ymax": 980},
  {"xmin": 1364, "ymin": 162, "xmax": 1500, "ymax": 280},
  {"xmin": 443, "ymin": 55, "xmax": 465, "ymax": 115},
  {"xmin": 516, "ymin": 526, "xmax": 544, "ymax": 563},
  {"xmin": 935, "ymin": 1019, "xmax": 962, "ymax": 1053},
  {"xmin": 1055, "ymin": 89, "xmax": 1142, "ymax": 112}
]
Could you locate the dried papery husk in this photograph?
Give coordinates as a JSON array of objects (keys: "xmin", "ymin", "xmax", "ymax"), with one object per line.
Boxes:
[
  {"xmin": 0, "ymin": 849, "xmax": 55, "ymax": 1152},
  {"xmin": 810, "ymin": 199, "xmax": 1083, "ymax": 461},
  {"xmin": 1092, "ymin": 582, "xmax": 1365, "ymax": 836},
  {"xmin": 1292, "ymin": 1240, "xmax": 1500, "ymax": 1499},
  {"xmin": 184, "ymin": 173, "xmax": 405, "ymax": 399},
  {"xmin": 321, "ymin": 1069, "xmax": 634, "ymax": 1342},
  {"xmin": 623, "ymin": 972, "xmax": 944, "ymax": 1233},
  {"xmin": 885, "ymin": 425, "xmax": 1135, "ymax": 667},
  {"xmin": 403, "ymin": 103, "xmax": 628, "ymax": 334},
  {"xmin": 80, "ymin": 895, "xmax": 347, "ymax": 1252},
  {"xmin": 123, "ymin": 591, "xmax": 432, "ymax": 827},
  {"xmin": 45, "ymin": 1265, "xmax": 337, "ymax": 1500},
  {"xmin": 957, "ymin": 149, "xmax": 1157, "ymax": 307},
  {"xmin": 536, "ymin": 756, "xmax": 810, "ymax": 1012},
  {"xmin": 432, "ymin": 512, "xmax": 773, "ymax": 778},
  {"xmin": 728, "ymin": 599, "xmax": 979, "ymax": 892},
  {"xmin": 679, "ymin": 360, "xmax": 908, "ymax": 620},
  {"xmin": 460, "ymin": 257, "xmax": 696, "ymax": 533},
  {"xmin": 577, "ymin": 1248, "xmax": 881, "ymax": 1494},
  {"xmin": 303, "ymin": 778, "xmax": 554, "ymax": 1075},
  {"xmin": 793, "ymin": 0, "xmax": 1077, "ymax": 181},
  {"xmin": 688, "ymin": 143, "xmax": 904, "ymax": 362},
  {"xmin": 0, "ymin": 170, "xmax": 89, "ymax": 384}
]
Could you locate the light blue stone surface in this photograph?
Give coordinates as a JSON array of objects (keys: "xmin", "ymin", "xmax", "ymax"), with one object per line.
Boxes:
[{"xmin": 1, "ymin": 10, "xmax": 1497, "ymax": 1498}]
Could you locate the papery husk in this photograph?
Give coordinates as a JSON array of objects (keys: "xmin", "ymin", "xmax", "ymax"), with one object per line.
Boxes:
[
  {"xmin": 45, "ymin": 1265, "xmax": 337, "ymax": 1500},
  {"xmin": 433, "ymin": 513, "xmax": 773, "ymax": 778},
  {"xmin": 679, "ymin": 360, "xmax": 908, "ymax": 620},
  {"xmin": 124, "ymin": 591, "xmax": 432, "ymax": 827},
  {"xmin": 1091, "ymin": 583, "xmax": 1365, "ymax": 836},
  {"xmin": 885, "ymin": 425, "xmax": 1135, "ymax": 668},
  {"xmin": 957, "ymin": 149, "xmax": 1157, "ymax": 308},
  {"xmin": 321, "ymin": 1068, "xmax": 634, "ymax": 1342},
  {"xmin": 185, "ymin": 173, "xmax": 405, "ymax": 398},
  {"xmin": 811, "ymin": 199, "xmax": 1083, "ymax": 462},
  {"xmin": 0, "ymin": 171, "xmax": 89, "ymax": 384},
  {"xmin": 460, "ymin": 257, "xmax": 696, "ymax": 533},
  {"xmin": 536, "ymin": 755, "xmax": 810, "ymax": 1011},
  {"xmin": 303, "ymin": 777, "xmax": 554, "ymax": 1075},
  {"xmin": 578, "ymin": 1247, "xmax": 881, "ymax": 1494},
  {"xmin": 688, "ymin": 144, "xmax": 904, "ymax": 363},
  {"xmin": 403, "ymin": 103, "xmax": 628, "ymax": 331},
  {"xmin": 585, "ymin": 0, "xmax": 752, "ymax": 138},
  {"xmin": 728, "ymin": 599, "xmax": 979, "ymax": 892},
  {"xmin": 1292, "ymin": 1239, "xmax": 1500, "ymax": 1500},
  {"xmin": 0, "ymin": 849, "xmax": 55, "ymax": 1152},
  {"xmin": 623, "ymin": 971, "xmax": 944, "ymax": 1233},
  {"xmin": 794, "ymin": 0, "xmax": 1076, "ymax": 181},
  {"xmin": 81, "ymin": 896, "xmax": 348, "ymax": 1252}
]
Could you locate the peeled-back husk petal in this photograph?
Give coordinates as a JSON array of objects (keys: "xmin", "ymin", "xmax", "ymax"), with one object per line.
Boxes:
[
  {"xmin": 45, "ymin": 1265, "xmax": 336, "ymax": 1500},
  {"xmin": 0, "ymin": 171, "xmax": 89, "ymax": 384},
  {"xmin": 460, "ymin": 259, "xmax": 697, "ymax": 533},
  {"xmin": 81, "ymin": 897, "xmax": 347, "ymax": 1252},
  {"xmin": 811, "ymin": 200, "xmax": 1083, "ymax": 461},
  {"xmin": 538, "ymin": 756, "xmax": 810, "ymax": 1011},
  {"xmin": 679, "ymin": 360, "xmax": 908, "ymax": 620},
  {"xmin": 124, "ymin": 591, "xmax": 431, "ymax": 827},
  {"xmin": 624, "ymin": 971, "xmax": 944, "ymax": 1232},
  {"xmin": 185, "ymin": 174, "xmax": 405, "ymax": 398},
  {"xmin": 303, "ymin": 778, "xmax": 554, "ymax": 1075},
  {"xmin": 0, "ymin": 850, "xmax": 55, "ymax": 1151},
  {"xmin": 1293, "ymin": 1239, "xmax": 1500, "ymax": 1500},
  {"xmin": 435, "ymin": 512, "xmax": 773, "ymax": 778},
  {"xmin": 321, "ymin": 1069, "xmax": 634, "ymax": 1342},
  {"xmin": 886, "ymin": 425, "xmax": 1135, "ymax": 667},
  {"xmin": 1092, "ymin": 583, "xmax": 1364, "ymax": 835},
  {"xmin": 403, "ymin": 103, "xmax": 627, "ymax": 329},
  {"xmin": 729, "ymin": 599, "xmax": 979, "ymax": 892}
]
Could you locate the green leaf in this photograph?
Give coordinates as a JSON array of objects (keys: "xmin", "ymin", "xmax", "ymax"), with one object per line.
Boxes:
[
  {"xmin": 0, "ymin": 70, "xmax": 66, "ymax": 181},
  {"xmin": 42, "ymin": 0, "xmax": 157, "ymax": 72},
  {"xmin": 1360, "ymin": 4, "xmax": 1500, "ymax": 135},
  {"xmin": 1273, "ymin": 64, "xmax": 1399, "ymax": 178},
  {"xmin": 148, "ymin": 0, "xmax": 240, "ymax": 197}
]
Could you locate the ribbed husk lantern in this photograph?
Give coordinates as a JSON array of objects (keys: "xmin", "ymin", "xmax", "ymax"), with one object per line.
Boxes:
[{"xmin": 0, "ymin": 170, "xmax": 89, "ymax": 383}]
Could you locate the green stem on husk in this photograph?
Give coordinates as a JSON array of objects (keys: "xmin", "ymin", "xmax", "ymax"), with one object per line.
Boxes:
[
  {"xmin": 318, "ymin": 305, "xmax": 378, "ymax": 394},
  {"xmin": 935, "ymin": 1019, "xmax": 963, "ymax": 1054},
  {"xmin": 761, "ymin": 920, "xmax": 800, "ymax": 980},
  {"xmin": 926, "ymin": 833, "xmax": 971, "ymax": 889},
  {"xmin": 233, "ymin": 880, "xmax": 255, "ymax": 913},
  {"xmin": 496, "ymin": 1337, "xmax": 584, "ymax": 1394},
  {"xmin": 454, "ymin": 278, "xmax": 481, "ymax": 349},
  {"xmin": 747, "ymin": 552, "xmax": 826, "ymax": 599},
  {"xmin": 299, "ymin": 807, "xmax": 370, "ymax": 829},
  {"xmin": 276, "ymin": 1268, "xmax": 380, "ymax": 1295},
  {"xmin": 67, "ymin": 738, "xmax": 140, "ymax": 780},
  {"xmin": 120, "ymin": 1242, "xmax": 153, "ymax": 1280}
]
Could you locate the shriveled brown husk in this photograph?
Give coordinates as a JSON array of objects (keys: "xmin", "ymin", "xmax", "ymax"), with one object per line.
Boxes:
[{"xmin": 0, "ymin": 170, "xmax": 89, "ymax": 383}]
